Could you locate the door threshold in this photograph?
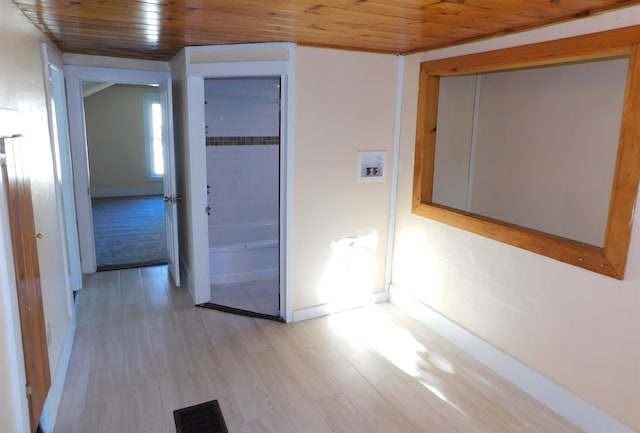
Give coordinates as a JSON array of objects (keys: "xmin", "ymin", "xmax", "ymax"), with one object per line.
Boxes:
[
  {"xmin": 96, "ymin": 260, "xmax": 167, "ymax": 272},
  {"xmin": 197, "ymin": 302, "xmax": 285, "ymax": 322}
]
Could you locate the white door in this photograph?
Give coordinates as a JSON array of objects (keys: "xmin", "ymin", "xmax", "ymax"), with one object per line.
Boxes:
[{"xmin": 160, "ymin": 78, "xmax": 180, "ymax": 286}]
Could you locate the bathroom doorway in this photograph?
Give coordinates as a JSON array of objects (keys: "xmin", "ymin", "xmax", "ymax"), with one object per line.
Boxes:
[{"xmin": 204, "ymin": 77, "xmax": 281, "ymax": 319}]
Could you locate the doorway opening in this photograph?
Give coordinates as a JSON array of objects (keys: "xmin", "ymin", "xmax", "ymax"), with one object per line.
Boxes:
[
  {"xmin": 202, "ymin": 76, "xmax": 282, "ymax": 320},
  {"xmin": 82, "ymin": 82, "xmax": 167, "ymax": 270}
]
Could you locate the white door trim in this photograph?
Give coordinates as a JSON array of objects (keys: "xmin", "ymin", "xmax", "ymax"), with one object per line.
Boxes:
[{"xmin": 64, "ymin": 65, "xmax": 171, "ymax": 274}]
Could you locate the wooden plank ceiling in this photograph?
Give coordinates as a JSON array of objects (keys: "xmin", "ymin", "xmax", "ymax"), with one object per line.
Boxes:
[{"xmin": 11, "ymin": 0, "xmax": 640, "ymax": 61}]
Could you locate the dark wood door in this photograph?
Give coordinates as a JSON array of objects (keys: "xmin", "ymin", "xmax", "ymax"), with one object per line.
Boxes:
[{"xmin": 0, "ymin": 135, "xmax": 51, "ymax": 431}]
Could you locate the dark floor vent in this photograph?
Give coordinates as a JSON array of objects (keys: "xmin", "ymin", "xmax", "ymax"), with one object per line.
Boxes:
[{"xmin": 173, "ymin": 400, "xmax": 228, "ymax": 433}]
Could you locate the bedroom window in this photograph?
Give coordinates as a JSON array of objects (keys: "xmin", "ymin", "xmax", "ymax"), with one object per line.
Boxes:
[{"xmin": 143, "ymin": 93, "xmax": 164, "ymax": 179}]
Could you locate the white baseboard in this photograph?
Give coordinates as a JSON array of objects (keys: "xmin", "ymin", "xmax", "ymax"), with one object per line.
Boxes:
[
  {"xmin": 292, "ymin": 291, "xmax": 389, "ymax": 322},
  {"xmin": 40, "ymin": 315, "xmax": 76, "ymax": 433},
  {"xmin": 388, "ymin": 284, "xmax": 636, "ymax": 433},
  {"xmin": 90, "ymin": 186, "xmax": 163, "ymax": 198}
]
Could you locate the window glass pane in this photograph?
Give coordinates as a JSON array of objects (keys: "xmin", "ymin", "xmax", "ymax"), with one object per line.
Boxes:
[
  {"xmin": 151, "ymin": 103, "xmax": 163, "ymax": 139},
  {"xmin": 153, "ymin": 139, "xmax": 164, "ymax": 175},
  {"xmin": 150, "ymin": 101, "xmax": 164, "ymax": 176}
]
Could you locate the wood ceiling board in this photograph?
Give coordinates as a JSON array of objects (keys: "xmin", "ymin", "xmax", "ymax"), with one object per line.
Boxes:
[{"xmin": 11, "ymin": 0, "xmax": 640, "ymax": 60}]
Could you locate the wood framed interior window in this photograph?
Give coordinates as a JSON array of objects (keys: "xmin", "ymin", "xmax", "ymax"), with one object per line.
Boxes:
[{"xmin": 412, "ymin": 26, "xmax": 640, "ymax": 279}]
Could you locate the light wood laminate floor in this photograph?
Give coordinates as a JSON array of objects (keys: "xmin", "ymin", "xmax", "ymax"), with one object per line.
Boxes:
[{"xmin": 54, "ymin": 266, "xmax": 584, "ymax": 433}]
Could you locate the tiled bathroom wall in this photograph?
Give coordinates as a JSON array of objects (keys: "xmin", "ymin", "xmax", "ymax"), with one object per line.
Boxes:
[
  {"xmin": 204, "ymin": 77, "xmax": 280, "ymax": 233},
  {"xmin": 205, "ymin": 77, "xmax": 280, "ymax": 137},
  {"xmin": 206, "ymin": 144, "xmax": 279, "ymax": 228}
]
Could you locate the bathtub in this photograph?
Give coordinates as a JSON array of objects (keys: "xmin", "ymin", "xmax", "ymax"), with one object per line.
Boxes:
[{"xmin": 209, "ymin": 222, "xmax": 279, "ymax": 284}]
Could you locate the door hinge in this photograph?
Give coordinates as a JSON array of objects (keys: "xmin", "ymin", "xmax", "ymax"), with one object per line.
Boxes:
[{"xmin": 25, "ymin": 384, "xmax": 32, "ymax": 398}]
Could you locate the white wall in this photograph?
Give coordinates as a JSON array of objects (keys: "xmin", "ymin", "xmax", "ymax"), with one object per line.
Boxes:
[
  {"xmin": 84, "ymin": 84, "xmax": 164, "ymax": 197},
  {"xmin": 0, "ymin": 0, "xmax": 75, "ymax": 431},
  {"xmin": 431, "ymin": 74, "xmax": 475, "ymax": 210},
  {"xmin": 393, "ymin": 7, "xmax": 640, "ymax": 432},
  {"xmin": 293, "ymin": 47, "xmax": 397, "ymax": 311}
]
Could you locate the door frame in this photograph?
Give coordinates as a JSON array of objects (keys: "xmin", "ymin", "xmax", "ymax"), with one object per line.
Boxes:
[
  {"xmin": 64, "ymin": 65, "xmax": 172, "ymax": 274},
  {"xmin": 159, "ymin": 78, "xmax": 180, "ymax": 286},
  {"xmin": 175, "ymin": 43, "xmax": 295, "ymax": 321}
]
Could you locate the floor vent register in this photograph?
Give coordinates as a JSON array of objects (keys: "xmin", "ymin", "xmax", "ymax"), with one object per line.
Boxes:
[{"xmin": 173, "ymin": 400, "xmax": 228, "ymax": 433}]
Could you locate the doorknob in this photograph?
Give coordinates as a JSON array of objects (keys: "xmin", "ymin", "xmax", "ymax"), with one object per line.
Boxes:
[{"xmin": 33, "ymin": 232, "xmax": 43, "ymax": 240}]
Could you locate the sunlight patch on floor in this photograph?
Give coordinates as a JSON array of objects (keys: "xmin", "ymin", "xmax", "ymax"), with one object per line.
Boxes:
[{"xmin": 328, "ymin": 307, "xmax": 465, "ymax": 415}]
